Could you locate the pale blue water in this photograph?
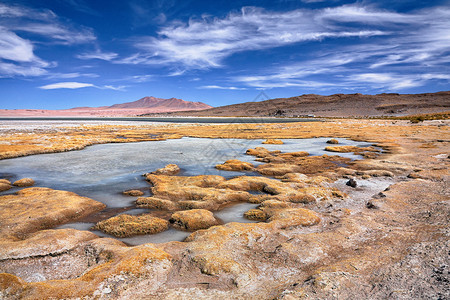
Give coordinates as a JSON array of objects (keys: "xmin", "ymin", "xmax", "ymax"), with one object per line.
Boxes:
[{"xmin": 0, "ymin": 137, "xmax": 372, "ymax": 245}]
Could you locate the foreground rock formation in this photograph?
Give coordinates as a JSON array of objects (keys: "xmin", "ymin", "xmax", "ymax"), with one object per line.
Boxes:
[
  {"xmin": 0, "ymin": 118, "xmax": 448, "ymax": 299},
  {"xmin": 93, "ymin": 214, "xmax": 169, "ymax": 237}
]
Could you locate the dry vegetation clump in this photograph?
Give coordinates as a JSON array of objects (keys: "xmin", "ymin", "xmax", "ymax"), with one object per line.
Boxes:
[
  {"xmin": 93, "ymin": 214, "xmax": 169, "ymax": 237},
  {"xmin": 215, "ymin": 159, "xmax": 255, "ymax": 171},
  {"xmin": 170, "ymin": 209, "xmax": 220, "ymax": 231},
  {"xmin": 0, "ymin": 179, "xmax": 11, "ymax": 192},
  {"xmin": 324, "ymin": 145, "xmax": 379, "ymax": 153},
  {"xmin": 122, "ymin": 189, "xmax": 144, "ymax": 196},
  {"xmin": 326, "ymin": 138, "xmax": 339, "ymax": 144},
  {"xmin": 148, "ymin": 164, "xmax": 181, "ymax": 175},
  {"xmin": 143, "ymin": 174, "xmax": 251, "ymax": 210},
  {"xmin": 262, "ymin": 139, "xmax": 284, "ymax": 144},
  {"xmin": 12, "ymin": 178, "xmax": 35, "ymax": 187}
]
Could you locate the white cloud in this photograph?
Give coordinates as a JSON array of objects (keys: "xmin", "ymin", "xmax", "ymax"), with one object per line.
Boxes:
[
  {"xmin": 126, "ymin": 5, "xmax": 388, "ymax": 68},
  {"xmin": 77, "ymin": 50, "xmax": 118, "ymax": 61},
  {"xmin": 45, "ymin": 72, "xmax": 99, "ymax": 79},
  {"xmin": 38, "ymin": 82, "xmax": 127, "ymax": 91},
  {"xmin": 13, "ymin": 23, "xmax": 95, "ymax": 45},
  {"xmin": 101, "ymin": 85, "xmax": 127, "ymax": 91},
  {"xmin": 116, "ymin": 74, "xmax": 154, "ymax": 83},
  {"xmin": 348, "ymin": 73, "xmax": 422, "ymax": 90},
  {"xmin": 168, "ymin": 69, "xmax": 186, "ymax": 77},
  {"xmin": 0, "ymin": 62, "xmax": 48, "ymax": 77},
  {"xmin": 0, "ymin": 28, "xmax": 36, "ymax": 62},
  {"xmin": 199, "ymin": 85, "xmax": 247, "ymax": 90},
  {"xmin": 39, "ymin": 82, "xmax": 94, "ymax": 89},
  {"xmin": 0, "ymin": 3, "xmax": 96, "ymax": 45},
  {"xmin": 228, "ymin": 5, "xmax": 450, "ymax": 91},
  {"xmin": 0, "ymin": 2, "xmax": 96, "ymax": 78}
]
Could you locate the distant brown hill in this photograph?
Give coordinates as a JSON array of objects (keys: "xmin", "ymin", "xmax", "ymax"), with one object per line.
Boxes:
[
  {"xmin": 0, "ymin": 96, "xmax": 212, "ymax": 117},
  {"xmin": 107, "ymin": 96, "xmax": 211, "ymax": 110},
  {"xmin": 158, "ymin": 91, "xmax": 450, "ymax": 118}
]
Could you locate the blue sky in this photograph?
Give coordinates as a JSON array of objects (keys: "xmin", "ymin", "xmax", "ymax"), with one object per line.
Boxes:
[{"xmin": 0, "ymin": 0, "xmax": 449, "ymax": 109}]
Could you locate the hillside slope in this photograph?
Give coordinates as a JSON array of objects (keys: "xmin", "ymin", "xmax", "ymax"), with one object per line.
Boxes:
[{"xmin": 160, "ymin": 91, "xmax": 450, "ymax": 117}]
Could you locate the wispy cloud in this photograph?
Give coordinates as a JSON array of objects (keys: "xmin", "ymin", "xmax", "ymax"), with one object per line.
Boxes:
[
  {"xmin": 230, "ymin": 5, "xmax": 450, "ymax": 91},
  {"xmin": 45, "ymin": 72, "xmax": 99, "ymax": 79},
  {"xmin": 0, "ymin": 28, "xmax": 51, "ymax": 77},
  {"xmin": 101, "ymin": 85, "xmax": 127, "ymax": 91},
  {"xmin": 116, "ymin": 74, "xmax": 154, "ymax": 83},
  {"xmin": 38, "ymin": 81, "xmax": 127, "ymax": 91},
  {"xmin": 61, "ymin": 0, "xmax": 99, "ymax": 16},
  {"xmin": 124, "ymin": 5, "xmax": 387, "ymax": 69},
  {"xmin": 0, "ymin": 3, "xmax": 95, "ymax": 45},
  {"xmin": 199, "ymin": 85, "xmax": 247, "ymax": 90},
  {"xmin": 0, "ymin": 61, "xmax": 48, "ymax": 77},
  {"xmin": 77, "ymin": 50, "xmax": 118, "ymax": 61},
  {"xmin": 0, "ymin": 2, "xmax": 96, "ymax": 78},
  {"xmin": 39, "ymin": 82, "xmax": 94, "ymax": 89}
]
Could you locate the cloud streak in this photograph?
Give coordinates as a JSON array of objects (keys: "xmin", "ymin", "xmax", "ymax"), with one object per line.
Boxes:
[
  {"xmin": 77, "ymin": 50, "xmax": 118, "ymax": 61},
  {"xmin": 0, "ymin": 2, "xmax": 96, "ymax": 78},
  {"xmin": 199, "ymin": 85, "xmax": 247, "ymax": 90},
  {"xmin": 229, "ymin": 5, "xmax": 450, "ymax": 91},
  {"xmin": 38, "ymin": 81, "xmax": 127, "ymax": 91},
  {"xmin": 39, "ymin": 82, "xmax": 94, "ymax": 89},
  {"xmin": 125, "ymin": 5, "xmax": 389, "ymax": 68}
]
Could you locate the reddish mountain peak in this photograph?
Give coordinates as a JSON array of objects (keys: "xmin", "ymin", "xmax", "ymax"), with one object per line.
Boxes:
[{"xmin": 108, "ymin": 96, "xmax": 212, "ymax": 110}]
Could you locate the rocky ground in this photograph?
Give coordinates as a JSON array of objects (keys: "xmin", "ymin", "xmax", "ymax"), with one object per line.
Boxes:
[{"xmin": 0, "ymin": 119, "xmax": 448, "ymax": 299}]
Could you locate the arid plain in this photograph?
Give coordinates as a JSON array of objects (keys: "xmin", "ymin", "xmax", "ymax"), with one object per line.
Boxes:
[{"xmin": 0, "ymin": 117, "xmax": 448, "ymax": 299}]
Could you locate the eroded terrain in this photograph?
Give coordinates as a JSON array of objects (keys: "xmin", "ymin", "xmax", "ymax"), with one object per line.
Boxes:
[{"xmin": 0, "ymin": 119, "xmax": 448, "ymax": 299}]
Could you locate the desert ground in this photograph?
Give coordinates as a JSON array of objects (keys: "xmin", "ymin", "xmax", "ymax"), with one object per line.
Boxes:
[{"xmin": 0, "ymin": 118, "xmax": 448, "ymax": 299}]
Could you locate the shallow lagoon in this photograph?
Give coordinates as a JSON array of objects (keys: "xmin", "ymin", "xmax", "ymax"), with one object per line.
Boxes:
[{"xmin": 0, "ymin": 137, "xmax": 373, "ymax": 245}]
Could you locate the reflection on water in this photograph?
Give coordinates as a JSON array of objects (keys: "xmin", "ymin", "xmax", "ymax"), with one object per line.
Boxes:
[
  {"xmin": 215, "ymin": 203, "xmax": 259, "ymax": 224},
  {"xmin": 1, "ymin": 137, "xmax": 372, "ymax": 244}
]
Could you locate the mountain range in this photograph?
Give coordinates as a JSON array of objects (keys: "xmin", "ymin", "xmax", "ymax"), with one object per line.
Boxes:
[
  {"xmin": 160, "ymin": 91, "xmax": 450, "ymax": 118},
  {"xmin": 0, "ymin": 97, "xmax": 212, "ymax": 117}
]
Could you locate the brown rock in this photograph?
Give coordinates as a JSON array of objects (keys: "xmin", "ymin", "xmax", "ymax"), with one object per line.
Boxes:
[
  {"xmin": 0, "ymin": 182, "xmax": 11, "ymax": 192},
  {"xmin": 288, "ymin": 193, "xmax": 316, "ymax": 203},
  {"xmin": 260, "ymin": 200, "xmax": 290, "ymax": 208},
  {"xmin": 219, "ymin": 176, "xmax": 339, "ymax": 203},
  {"xmin": 246, "ymin": 147, "xmax": 281, "ymax": 158},
  {"xmin": 262, "ymin": 139, "xmax": 284, "ymax": 144},
  {"xmin": 0, "ymin": 179, "xmax": 11, "ymax": 185},
  {"xmin": 256, "ymin": 163, "xmax": 300, "ymax": 176},
  {"xmin": 94, "ymin": 214, "xmax": 169, "ymax": 237},
  {"xmin": 327, "ymin": 138, "xmax": 339, "ymax": 144},
  {"xmin": 255, "ymin": 155, "xmax": 352, "ymax": 177},
  {"xmin": 123, "ymin": 189, "xmax": 144, "ymax": 196},
  {"xmin": 244, "ymin": 209, "xmax": 268, "ymax": 221},
  {"xmin": 279, "ymin": 151, "xmax": 309, "ymax": 158},
  {"xmin": 346, "ymin": 178, "xmax": 357, "ymax": 188},
  {"xmin": 170, "ymin": 209, "xmax": 219, "ymax": 231},
  {"xmin": 215, "ymin": 159, "xmax": 255, "ymax": 171},
  {"xmin": 360, "ymin": 170, "xmax": 394, "ymax": 177},
  {"xmin": 324, "ymin": 145, "xmax": 378, "ymax": 153},
  {"xmin": 149, "ymin": 164, "xmax": 180, "ymax": 175},
  {"xmin": 0, "ymin": 229, "xmax": 102, "ymax": 283},
  {"xmin": 12, "ymin": 178, "xmax": 35, "ymax": 187},
  {"xmin": 0, "ymin": 188, "xmax": 106, "ymax": 238},
  {"xmin": 267, "ymin": 208, "xmax": 321, "ymax": 228},
  {"xmin": 136, "ymin": 197, "xmax": 178, "ymax": 210}
]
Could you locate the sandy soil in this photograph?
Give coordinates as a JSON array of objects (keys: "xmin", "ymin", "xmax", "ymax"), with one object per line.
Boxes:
[{"xmin": 0, "ymin": 119, "xmax": 448, "ymax": 299}]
